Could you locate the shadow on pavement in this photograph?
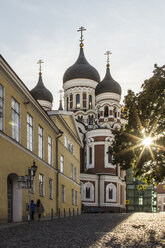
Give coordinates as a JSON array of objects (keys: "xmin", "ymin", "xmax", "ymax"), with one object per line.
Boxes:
[{"xmin": 0, "ymin": 213, "xmax": 132, "ymax": 248}]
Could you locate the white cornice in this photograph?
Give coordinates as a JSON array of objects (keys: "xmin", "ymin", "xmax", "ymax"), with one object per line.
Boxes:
[
  {"xmin": 80, "ymin": 173, "xmax": 98, "ymax": 180},
  {"xmin": 63, "ymin": 78, "xmax": 98, "ymax": 91},
  {"xmin": 86, "ymin": 129, "xmax": 112, "ymax": 139},
  {"xmin": 96, "ymin": 92, "xmax": 121, "ymax": 103}
]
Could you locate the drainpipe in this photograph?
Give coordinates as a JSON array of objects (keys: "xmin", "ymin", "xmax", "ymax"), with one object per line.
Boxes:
[{"xmin": 56, "ymin": 132, "xmax": 63, "ymax": 216}]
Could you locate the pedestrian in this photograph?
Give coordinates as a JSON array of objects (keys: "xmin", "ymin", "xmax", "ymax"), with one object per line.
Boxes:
[
  {"xmin": 36, "ymin": 199, "xmax": 44, "ymax": 220},
  {"xmin": 29, "ymin": 200, "xmax": 36, "ymax": 221}
]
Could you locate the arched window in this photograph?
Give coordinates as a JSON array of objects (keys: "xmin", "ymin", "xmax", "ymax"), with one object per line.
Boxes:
[
  {"xmin": 88, "ymin": 115, "xmax": 93, "ymax": 125},
  {"xmin": 104, "ymin": 106, "xmax": 109, "ymax": 117},
  {"xmin": 86, "ymin": 187, "xmax": 90, "ymax": 199},
  {"xmin": 70, "ymin": 94, "xmax": 73, "ymax": 109},
  {"xmin": 107, "ymin": 146, "xmax": 112, "ymax": 163},
  {"xmin": 113, "ymin": 107, "xmax": 117, "ymax": 118},
  {"xmin": 89, "ymin": 146, "xmax": 92, "ymax": 164},
  {"xmin": 76, "ymin": 94, "xmax": 80, "ymax": 108},
  {"xmin": 84, "ymin": 182, "xmax": 94, "ymax": 201},
  {"xmin": 89, "ymin": 95, "xmax": 92, "ymax": 109},
  {"xmin": 78, "ymin": 116, "xmax": 83, "ymax": 122},
  {"xmin": 109, "ymin": 188, "xmax": 113, "ymax": 199},
  {"xmin": 66, "ymin": 97, "xmax": 69, "ymax": 111},
  {"xmin": 106, "ymin": 183, "xmax": 116, "ymax": 202}
]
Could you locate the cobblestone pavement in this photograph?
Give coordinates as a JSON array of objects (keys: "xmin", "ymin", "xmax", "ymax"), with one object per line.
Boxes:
[{"xmin": 0, "ymin": 213, "xmax": 165, "ymax": 248}]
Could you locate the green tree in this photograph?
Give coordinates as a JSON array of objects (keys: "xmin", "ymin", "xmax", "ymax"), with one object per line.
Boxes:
[{"xmin": 113, "ymin": 64, "xmax": 165, "ymax": 185}]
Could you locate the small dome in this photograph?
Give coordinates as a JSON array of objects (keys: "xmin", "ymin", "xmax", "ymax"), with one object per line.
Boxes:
[
  {"xmin": 95, "ymin": 65, "xmax": 121, "ymax": 96},
  {"xmin": 63, "ymin": 47, "xmax": 100, "ymax": 83},
  {"xmin": 31, "ymin": 73, "xmax": 53, "ymax": 103}
]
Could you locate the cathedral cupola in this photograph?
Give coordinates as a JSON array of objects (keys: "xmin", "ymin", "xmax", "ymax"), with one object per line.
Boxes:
[
  {"xmin": 63, "ymin": 27, "xmax": 100, "ymax": 126},
  {"xmin": 95, "ymin": 52, "xmax": 122, "ymax": 128},
  {"xmin": 95, "ymin": 51, "xmax": 121, "ymax": 96},
  {"xmin": 31, "ymin": 60, "xmax": 53, "ymax": 111},
  {"xmin": 63, "ymin": 27, "xmax": 100, "ymax": 84}
]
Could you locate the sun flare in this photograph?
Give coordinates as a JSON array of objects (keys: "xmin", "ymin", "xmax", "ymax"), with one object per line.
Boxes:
[{"xmin": 142, "ymin": 137, "xmax": 153, "ymax": 147}]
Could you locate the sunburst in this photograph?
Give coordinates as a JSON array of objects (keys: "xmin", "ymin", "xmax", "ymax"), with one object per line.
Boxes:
[{"xmin": 116, "ymin": 107, "xmax": 164, "ymax": 164}]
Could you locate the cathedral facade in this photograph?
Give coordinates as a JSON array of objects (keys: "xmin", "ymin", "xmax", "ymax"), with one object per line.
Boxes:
[{"xmin": 62, "ymin": 28, "xmax": 126, "ymax": 213}]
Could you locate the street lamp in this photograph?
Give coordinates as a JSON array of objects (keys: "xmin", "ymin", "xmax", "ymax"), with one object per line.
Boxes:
[
  {"xmin": 28, "ymin": 161, "xmax": 37, "ymax": 221},
  {"xmin": 28, "ymin": 161, "xmax": 37, "ymax": 189}
]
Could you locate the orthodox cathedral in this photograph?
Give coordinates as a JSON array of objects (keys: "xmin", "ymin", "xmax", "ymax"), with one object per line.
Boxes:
[{"xmin": 62, "ymin": 27, "xmax": 126, "ymax": 212}]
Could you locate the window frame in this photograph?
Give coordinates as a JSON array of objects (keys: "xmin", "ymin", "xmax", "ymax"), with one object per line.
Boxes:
[
  {"xmin": 48, "ymin": 135, "xmax": 53, "ymax": 165},
  {"xmin": 61, "ymin": 184, "xmax": 65, "ymax": 203},
  {"xmin": 27, "ymin": 113, "xmax": 33, "ymax": 151},
  {"xmin": 38, "ymin": 125, "xmax": 44, "ymax": 159},
  {"xmin": 11, "ymin": 97, "xmax": 20, "ymax": 142},
  {"xmin": 76, "ymin": 94, "xmax": 80, "ymax": 109},
  {"xmin": 39, "ymin": 173, "xmax": 44, "ymax": 197},
  {"xmin": 60, "ymin": 155, "xmax": 64, "ymax": 173},
  {"xmin": 49, "ymin": 178, "xmax": 53, "ymax": 199},
  {"xmin": 72, "ymin": 189, "xmax": 74, "ymax": 205}
]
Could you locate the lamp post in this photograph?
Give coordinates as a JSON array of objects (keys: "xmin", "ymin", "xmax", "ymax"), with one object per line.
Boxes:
[{"xmin": 28, "ymin": 161, "xmax": 37, "ymax": 221}]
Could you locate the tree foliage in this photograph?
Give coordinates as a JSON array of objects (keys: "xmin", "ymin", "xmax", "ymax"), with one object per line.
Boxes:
[{"xmin": 113, "ymin": 64, "xmax": 165, "ymax": 185}]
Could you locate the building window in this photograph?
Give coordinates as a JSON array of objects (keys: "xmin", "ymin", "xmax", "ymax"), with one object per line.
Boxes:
[
  {"xmin": 64, "ymin": 135, "xmax": 68, "ymax": 148},
  {"xmin": 38, "ymin": 126, "xmax": 44, "ymax": 159},
  {"xmin": 71, "ymin": 143, "xmax": 74, "ymax": 155},
  {"xmin": 86, "ymin": 187, "xmax": 90, "ymax": 199},
  {"xmin": 83, "ymin": 92, "xmax": 86, "ymax": 108},
  {"xmin": 61, "ymin": 185, "xmax": 65, "ymax": 203},
  {"xmin": 113, "ymin": 107, "xmax": 117, "ymax": 118},
  {"xmin": 89, "ymin": 95, "xmax": 92, "ymax": 109},
  {"xmin": 107, "ymin": 146, "xmax": 112, "ymax": 163},
  {"xmin": 0, "ymin": 84, "xmax": 4, "ymax": 131},
  {"xmin": 48, "ymin": 136, "xmax": 52, "ymax": 165},
  {"xmin": 49, "ymin": 179, "xmax": 53, "ymax": 199},
  {"xmin": 11, "ymin": 97, "xmax": 20, "ymax": 142},
  {"xmin": 74, "ymin": 167, "xmax": 77, "ymax": 182},
  {"xmin": 75, "ymin": 191, "xmax": 77, "ymax": 206},
  {"xmin": 76, "ymin": 94, "xmax": 80, "ymax": 108},
  {"xmin": 27, "ymin": 113, "xmax": 33, "ymax": 151},
  {"xmin": 139, "ymin": 196, "xmax": 143, "ymax": 205},
  {"xmin": 109, "ymin": 188, "xmax": 113, "ymax": 199},
  {"xmin": 60, "ymin": 155, "xmax": 64, "ymax": 173},
  {"xmin": 72, "ymin": 189, "xmax": 74, "ymax": 205},
  {"xmin": 71, "ymin": 164, "xmax": 74, "ymax": 179},
  {"xmin": 39, "ymin": 174, "xmax": 44, "ymax": 196},
  {"xmin": 78, "ymin": 115, "xmax": 83, "ymax": 122},
  {"xmin": 70, "ymin": 94, "xmax": 73, "ymax": 109},
  {"xmin": 68, "ymin": 139, "xmax": 71, "ymax": 152},
  {"xmin": 84, "ymin": 182, "xmax": 94, "ymax": 201},
  {"xmin": 88, "ymin": 115, "xmax": 93, "ymax": 125},
  {"xmin": 89, "ymin": 147, "xmax": 92, "ymax": 164},
  {"xmin": 106, "ymin": 183, "xmax": 116, "ymax": 202},
  {"xmin": 104, "ymin": 106, "xmax": 109, "ymax": 117},
  {"xmin": 67, "ymin": 97, "xmax": 69, "ymax": 111}
]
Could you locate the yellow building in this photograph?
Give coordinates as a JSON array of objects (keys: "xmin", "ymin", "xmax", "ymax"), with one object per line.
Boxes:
[
  {"xmin": 48, "ymin": 110, "xmax": 83, "ymax": 217},
  {"xmin": 0, "ymin": 55, "xmax": 82, "ymax": 223}
]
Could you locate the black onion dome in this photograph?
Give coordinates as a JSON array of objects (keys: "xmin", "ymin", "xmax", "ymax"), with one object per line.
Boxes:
[
  {"xmin": 31, "ymin": 73, "xmax": 53, "ymax": 103},
  {"xmin": 95, "ymin": 66, "xmax": 121, "ymax": 96},
  {"xmin": 63, "ymin": 47, "xmax": 100, "ymax": 83}
]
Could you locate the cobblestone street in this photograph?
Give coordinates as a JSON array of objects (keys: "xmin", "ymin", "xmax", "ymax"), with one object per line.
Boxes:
[{"xmin": 0, "ymin": 213, "xmax": 165, "ymax": 248}]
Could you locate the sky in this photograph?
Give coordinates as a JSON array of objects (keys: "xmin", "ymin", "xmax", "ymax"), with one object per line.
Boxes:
[{"xmin": 0, "ymin": 0, "xmax": 165, "ymax": 109}]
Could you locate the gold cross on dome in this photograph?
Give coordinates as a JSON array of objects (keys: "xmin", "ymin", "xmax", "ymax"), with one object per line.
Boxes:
[
  {"xmin": 104, "ymin": 51, "xmax": 112, "ymax": 64},
  {"xmin": 37, "ymin": 60, "xmax": 44, "ymax": 73},
  {"xmin": 77, "ymin": 26, "xmax": 86, "ymax": 44}
]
